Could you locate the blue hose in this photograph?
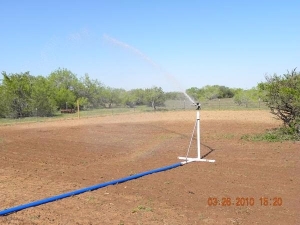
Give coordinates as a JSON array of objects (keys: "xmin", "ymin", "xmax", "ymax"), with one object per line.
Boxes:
[{"xmin": 0, "ymin": 162, "xmax": 182, "ymax": 216}]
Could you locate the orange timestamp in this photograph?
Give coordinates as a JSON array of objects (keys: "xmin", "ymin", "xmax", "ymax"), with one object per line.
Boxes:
[{"xmin": 207, "ymin": 197, "xmax": 283, "ymax": 207}]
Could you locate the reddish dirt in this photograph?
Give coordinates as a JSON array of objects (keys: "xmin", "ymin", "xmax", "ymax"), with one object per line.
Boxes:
[{"xmin": 0, "ymin": 110, "xmax": 299, "ymax": 225}]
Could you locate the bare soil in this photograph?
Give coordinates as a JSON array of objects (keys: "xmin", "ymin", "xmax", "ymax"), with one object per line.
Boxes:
[{"xmin": 0, "ymin": 110, "xmax": 299, "ymax": 225}]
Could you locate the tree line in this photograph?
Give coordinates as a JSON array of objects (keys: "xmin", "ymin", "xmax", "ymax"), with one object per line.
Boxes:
[
  {"xmin": 1, "ymin": 68, "xmax": 257, "ymax": 119},
  {"xmin": 2, "ymin": 68, "xmax": 262, "ymax": 119},
  {"xmin": 1, "ymin": 67, "xmax": 299, "ymax": 138},
  {"xmin": 186, "ymin": 85, "xmax": 264, "ymax": 108},
  {"xmin": 0, "ymin": 68, "xmax": 167, "ymax": 118}
]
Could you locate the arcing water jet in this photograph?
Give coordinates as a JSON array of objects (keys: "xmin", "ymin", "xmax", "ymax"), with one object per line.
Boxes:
[{"xmin": 103, "ymin": 34, "xmax": 195, "ymax": 104}]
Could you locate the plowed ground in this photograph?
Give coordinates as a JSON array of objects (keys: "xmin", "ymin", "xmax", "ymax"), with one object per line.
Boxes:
[{"xmin": 0, "ymin": 110, "xmax": 299, "ymax": 225}]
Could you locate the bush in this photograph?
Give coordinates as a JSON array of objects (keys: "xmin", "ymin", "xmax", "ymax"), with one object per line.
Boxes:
[{"xmin": 258, "ymin": 68, "xmax": 300, "ymax": 139}]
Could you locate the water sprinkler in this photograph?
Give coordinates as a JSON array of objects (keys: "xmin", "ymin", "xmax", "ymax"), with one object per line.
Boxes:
[
  {"xmin": 178, "ymin": 102, "xmax": 215, "ymax": 163},
  {"xmin": 193, "ymin": 102, "xmax": 201, "ymax": 110}
]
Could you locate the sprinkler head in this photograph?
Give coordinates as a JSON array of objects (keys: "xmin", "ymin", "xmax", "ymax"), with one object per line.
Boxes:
[{"xmin": 193, "ymin": 102, "xmax": 201, "ymax": 110}]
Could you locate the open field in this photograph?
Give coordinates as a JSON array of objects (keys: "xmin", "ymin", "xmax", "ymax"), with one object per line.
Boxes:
[
  {"xmin": 0, "ymin": 98, "xmax": 266, "ymax": 126},
  {"xmin": 0, "ymin": 110, "xmax": 299, "ymax": 224}
]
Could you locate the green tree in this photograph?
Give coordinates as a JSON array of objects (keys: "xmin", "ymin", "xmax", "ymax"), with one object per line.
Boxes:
[
  {"xmin": 1, "ymin": 71, "xmax": 34, "ymax": 118},
  {"xmin": 122, "ymin": 91, "xmax": 136, "ymax": 108},
  {"xmin": 144, "ymin": 87, "xmax": 166, "ymax": 110},
  {"xmin": 48, "ymin": 68, "xmax": 79, "ymax": 91},
  {"xmin": 78, "ymin": 74, "xmax": 106, "ymax": 109},
  {"xmin": 233, "ymin": 88, "xmax": 260, "ymax": 107},
  {"xmin": 201, "ymin": 85, "xmax": 220, "ymax": 100},
  {"xmin": 103, "ymin": 87, "xmax": 125, "ymax": 108},
  {"xmin": 48, "ymin": 68, "xmax": 80, "ymax": 110},
  {"xmin": 31, "ymin": 76, "xmax": 57, "ymax": 116},
  {"xmin": 131, "ymin": 88, "xmax": 146, "ymax": 105},
  {"xmin": 258, "ymin": 68, "xmax": 300, "ymax": 131},
  {"xmin": 55, "ymin": 88, "xmax": 76, "ymax": 109},
  {"xmin": 186, "ymin": 87, "xmax": 201, "ymax": 101},
  {"xmin": 0, "ymin": 83, "xmax": 8, "ymax": 117},
  {"xmin": 77, "ymin": 97, "xmax": 89, "ymax": 109},
  {"xmin": 186, "ymin": 85, "xmax": 234, "ymax": 102},
  {"xmin": 122, "ymin": 88, "xmax": 147, "ymax": 107},
  {"xmin": 218, "ymin": 86, "xmax": 234, "ymax": 98}
]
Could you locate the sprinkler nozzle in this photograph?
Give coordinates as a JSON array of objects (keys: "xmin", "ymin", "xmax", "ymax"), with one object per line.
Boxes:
[{"xmin": 194, "ymin": 102, "xmax": 201, "ymax": 110}]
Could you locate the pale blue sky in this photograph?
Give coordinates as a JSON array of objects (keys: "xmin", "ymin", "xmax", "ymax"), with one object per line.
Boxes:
[{"xmin": 1, "ymin": 0, "xmax": 299, "ymax": 91}]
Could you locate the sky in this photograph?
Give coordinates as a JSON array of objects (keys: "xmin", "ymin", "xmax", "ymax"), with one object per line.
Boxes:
[{"xmin": 0, "ymin": 0, "xmax": 299, "ymax": 92}]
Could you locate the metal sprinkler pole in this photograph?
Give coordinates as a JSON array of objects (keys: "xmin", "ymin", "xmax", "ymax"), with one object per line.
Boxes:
[
  {"xmin": 196, "ymin": 107, "xmax": 200, "ymax": 160},
  {"xmin": 178, "ymin": 103, "xmax": 215, "ymax": 163}
]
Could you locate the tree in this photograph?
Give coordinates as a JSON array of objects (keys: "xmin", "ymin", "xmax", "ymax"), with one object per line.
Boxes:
[
  {"xmin": 186, "ymin": 85, "xmax": 235, "ymax": 102},
  {"xmin": 202, "ymin": 85, "xmax": 220, "ymax": 100},
  {"xmin": 233, "ymin": 88, "xmax": 260, "ymax": 107},
  {"xmin": 77, "ymin": 97, "xmax": 89, "ymax": 110},
  {"xmin": 258, "ymin": 68, "xmax": 300, "ymax": 131},
  {"xmin": 78, "ymin": 74, "xmax": 106, "ymax": 109},
  {"xmin": 31, "ymin": 76, "xmax": 57, "ymax": 116},
  {"xmin": 1, "ymin": 71, "xmax": 59, "ymax": 118},
  {"xmin": 48, "ymin": 68, "xmax": 80, "ymax": 110},
  {"xmin": 144, "ymin": 87, "xmax": 166, "ymax": 110},
  {"xmin": 122, "ymin": 88, "xmax": 147, "ymax": 107},
  {"xmin": 233, "ymin": 89, "xmax": 248, "ymax": 106},
  {"xmin": 55, "ymin": 88, "xmax": 76, "ymax": 109},
  {"xmin": 131, "ymin": 88, "xmax": 146, "ymax": 105},
  {"xmin": 48, "ymin": 68, "xmax": 79, "ymax": 91},
  {"xmin": 0, "ymin": 84, "xmax": 8, "ymax": 117},
  {"xmin": 165, "ymin": 92, "xmax": 188, "ymax": 100},
  {"xmin": 122, "ymin": 91, "xmax": 136, "ymax": 108},
  {"xmin": 218, "ymin": 86, "xmax": 234, "ymax": 98},
  {"xmin": 1, "ymin": 71, "xmax": 34, "ymax": 118},
  {"xmin": 103, "ymin": 87, "xmax": 125, "ymax": 108},
  {"xmin": 186, "ymin": 87, "xmax": 201, "ymax": 101}
]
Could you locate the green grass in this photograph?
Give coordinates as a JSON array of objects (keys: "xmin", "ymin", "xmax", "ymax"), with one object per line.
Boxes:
[
  {"xmin": 241, "ymin": 127, "xmax": 300, "ymax": 142},
  {"xmin": 0, "ymin": 98, "xmax": 269, "ymax": 126},
  {"xmin": 0, "ymin": 116, "xmax": 49, "ymax": 125},
  {"xmin": 132, "ymin": 205, "xmax": 153, "ymax": 213},
  {"xmin": 0, "ymin": 107, "xmax": 145, "ymax": 125}
]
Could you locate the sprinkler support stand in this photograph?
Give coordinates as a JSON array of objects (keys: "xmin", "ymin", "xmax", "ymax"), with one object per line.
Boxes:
[{"xmin": 178, "ymin": 103, "xmax": 215, "ymax": 163}]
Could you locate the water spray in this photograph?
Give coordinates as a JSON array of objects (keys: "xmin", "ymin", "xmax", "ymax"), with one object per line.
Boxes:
[
  {"xmin": 103, "ymin": 34, "xmax": 214, "ymax": 162},
  {"xmin": 103, "ymin": 34, "xmax": 195, "ymax": 104}
]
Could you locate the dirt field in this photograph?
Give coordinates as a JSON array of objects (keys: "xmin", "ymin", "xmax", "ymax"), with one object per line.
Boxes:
[{"xmin": 0, "ymin": 110, "xmax": 299, "ymax": 225}]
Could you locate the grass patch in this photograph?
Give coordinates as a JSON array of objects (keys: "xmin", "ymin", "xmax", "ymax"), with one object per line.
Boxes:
[
  {"xmin": 241, "ymin": 127, "xmax": 300, "ymax": 142},
  {"xmin": 0, "ymin": 100, "xmax": 269, "ymax": 126},
  {"xmin": 132, "ymin": 205, "xmax": 153, "ymax": 213},
  {"xmin": 0, "ymin": 107, "xmax": 142, "ymax": 126},
  {"xmin": 118, "ymin": 221, "xmax": 125, "ymax": 225}
]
